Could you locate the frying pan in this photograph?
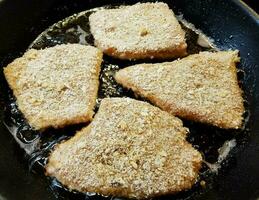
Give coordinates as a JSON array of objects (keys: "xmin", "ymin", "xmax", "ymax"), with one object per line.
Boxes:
[{"xmin": 0, "ymin": 0, "xmax": 258, "ymax": 199}]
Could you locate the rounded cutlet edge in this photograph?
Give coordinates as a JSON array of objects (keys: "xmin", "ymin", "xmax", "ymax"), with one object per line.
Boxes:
[
  {"xmin": 89, "ymin": 2, "xmax": 187, "ymax": 60},
  {"xmin": 114, "ymin": 50, "xmax": 245, "ymax": 129},
  {"xmin": 45, "ymin": 97, "xmax": 203, "ymax": 199},
  {"xmin": 3, "ymin": 44, "xmax": 103, "ymax": 131}
]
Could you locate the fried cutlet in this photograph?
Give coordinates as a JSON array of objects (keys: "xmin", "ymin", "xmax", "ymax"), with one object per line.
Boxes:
[
  {"xmin": 46, "ymin": 98, "xmax": 202, "ymax": 199},
  {"xmin": 4, "ymin": 44, "xmax": 103, "ymax": 130},
  {"xmin": 115, "ymin": 51, "xmax": 244, "ymax": 129},
  {"xmin": 89, "ymin": 2, "xmax": 187, "ymax": 60}
]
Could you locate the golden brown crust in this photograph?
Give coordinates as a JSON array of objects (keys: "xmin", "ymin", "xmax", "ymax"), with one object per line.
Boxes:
[
  {"xmin": 89, "ymin": 2, "xmax": 187, "ymax": 60},
  {"xmin": 115, "ymin": 51, "xmax": 244, "ymax": 129},
  {"xmin": 97, "ymin": 41, "xmax": 187, "ymax": 60},
  {"xmin": 46, "ymin": 98, "xmax": 202, "ymax": 199},
  {"xmin": 4, "ymin": 44, "xmax": 103, "ymax": 130}
]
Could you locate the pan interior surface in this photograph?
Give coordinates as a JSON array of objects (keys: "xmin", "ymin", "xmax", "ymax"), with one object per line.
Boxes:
[{"xmin": 0, "ymin": 0, "xmax": 258, "ymax": 200}]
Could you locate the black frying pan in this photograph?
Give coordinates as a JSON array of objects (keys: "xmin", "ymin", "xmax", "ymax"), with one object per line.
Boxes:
[{"xmin": 0, "ymin": 0, "xmax": 259, "ymax": 200}]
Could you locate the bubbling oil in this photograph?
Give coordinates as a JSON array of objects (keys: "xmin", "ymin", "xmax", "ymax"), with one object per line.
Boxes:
[{"xmin": 3, "ymin": 6, "xmax": 250, "ymax": 200}]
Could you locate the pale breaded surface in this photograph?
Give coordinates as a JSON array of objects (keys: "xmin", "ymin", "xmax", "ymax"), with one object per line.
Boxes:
[
  {"xmin": 4, "ymin": 44, "xmax": 103, "ymax": 130},
  {"xmin": 115, "ymin": 51, "xmax": 244, "ymax": 129},
  {"xmin": 89, "ymin": 2, "xmax": 187, "ymax": 60},
  {"xmin": 46, "ymin": 98, "xmax": 202, "ymax": 199}
]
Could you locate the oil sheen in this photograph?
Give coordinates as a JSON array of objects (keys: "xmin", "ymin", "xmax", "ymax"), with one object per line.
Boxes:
[{"xmin": 3, "ymin": 6, "xmax": 250, "ymax": 200}]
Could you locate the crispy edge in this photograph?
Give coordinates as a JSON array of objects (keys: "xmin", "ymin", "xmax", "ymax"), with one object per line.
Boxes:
[
  {"xmin": 46, "ymin": 130, "xmax": 202, "ymax": 198},
  {"xmin": 3, "ymin": 48, "xmax": 103, "ymax": 131},
  {"xmin": 94, "ymin": 40, "xmax": 187, "ymax": 60},
  {"xmin": 115, "ymin": 51, "xmax": 244, "ymax": 129}
]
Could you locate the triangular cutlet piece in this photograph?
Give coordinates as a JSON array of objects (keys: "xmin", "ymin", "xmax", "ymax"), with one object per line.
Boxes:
[
  {"xmin": 46, "ymin": 98, "xmax": 202, "ymax": 199},
  {"xmin": 89, "ymin": 2, "xmax": 187, "ymax": 60},
  {"xmin": 4, "ymin": 44, "xmax": 103, "ymax": 130},
  {"xmin": 115, "ymin": 51, "xmax": 244, "ymax": 129}
]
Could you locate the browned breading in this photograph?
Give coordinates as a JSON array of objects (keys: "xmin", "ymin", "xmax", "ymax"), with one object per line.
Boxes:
[
  {"xmin": 115, "ymin": 51, "xmax": 244, "ymax": 129},
  {"xmin": 46, "ymin": 98, "xmax": 202, "ymax": 199},
  {"xmin": 4, "ymin": 44, "xmax": 103, "ymax": 130},
  {"xmin": 89, "ymin": 2, "xmax": 187, "ymax": 60}
]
